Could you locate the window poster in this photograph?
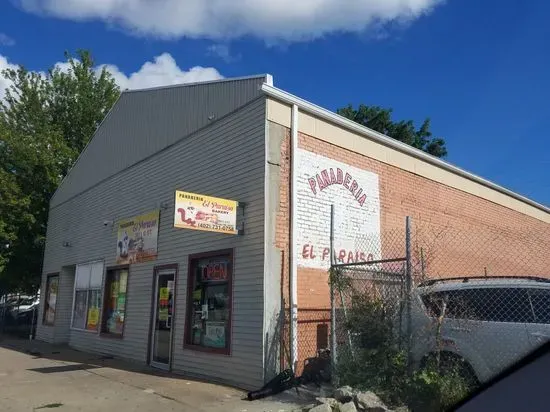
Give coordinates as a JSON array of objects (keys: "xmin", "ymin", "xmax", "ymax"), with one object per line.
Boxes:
[
  {"xmin": 159, "ymin": 287, "xmax": 169, "ymax": 306},
  {"xmin": 158, "ymin": 308, "xmax": 169, "ymax": 322},
  {"xmin": 111, "ymin": 281, "xmax": 119, "ymax": 298},
  {"xmin": 87, "ymin": 307, "xmax": 99, "ymax": 329},
  {"xmin": 119, "ymin": 273, "xmax": 128, "ymax": 293},
  {"xmin": 104, "ymin": 270, "xmax": 128, "ymax": 335},
  {"xmin": 204, "ymin": 322, "xmax": 225, "ymax": 348},
  {"xmin": 117, "ymin": 294, "xmax": 126, "ymax": 311},
  {"xmin": 44, "ymin": 276, "xmax": 59, "ymax": 325}
]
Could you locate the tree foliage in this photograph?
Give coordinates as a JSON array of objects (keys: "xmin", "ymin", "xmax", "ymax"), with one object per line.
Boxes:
[
  {"xmin": 0, "ymin": 50, "xmax": 120, "ymax": 293},
  {"xmin": 337, "ymin": 104, "xmax": 448, "ymax": 158}
]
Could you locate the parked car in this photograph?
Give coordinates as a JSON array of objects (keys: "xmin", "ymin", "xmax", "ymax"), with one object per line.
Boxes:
[
  {"xmin": 15, "ymin": 302, "xmax": 39, "ymax": 338},
  {"xmin": 1, "ymin": 293, "xmax": 40, "ymax": 337},
  {"xmin": 410, "ymin": 276, "xmax": 550, "ymax": 384},
  {"xmin": 8, "ymin": 295, "xmax": 39, "ymax": 316}
]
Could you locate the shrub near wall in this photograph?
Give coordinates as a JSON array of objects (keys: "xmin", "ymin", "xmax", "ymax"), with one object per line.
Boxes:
[{"xmin": 331, "ymin": 268, "xmax": 472, "ymax": 412}]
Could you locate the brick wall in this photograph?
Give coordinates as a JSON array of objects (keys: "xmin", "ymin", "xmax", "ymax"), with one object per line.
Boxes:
[
  {"xmin": 298, "ymin": 132, "xmax": 550, "ymax": 279},
  {"xmin": 273, "ymin": 121, "xmax": 550, "ymax": 371},
  {"xmin": 276, "ymin": 127, "xmax": 291, "ymax": 313}
]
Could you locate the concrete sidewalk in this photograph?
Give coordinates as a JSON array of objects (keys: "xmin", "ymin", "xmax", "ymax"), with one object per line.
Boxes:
[{"xmin": 0, "ymin": 337, "xmax": 311, "ymax": 412}]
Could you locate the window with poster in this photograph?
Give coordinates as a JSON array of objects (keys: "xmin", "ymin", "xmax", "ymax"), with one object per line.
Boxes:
[
  {"xmin": 72, "ymin": 261, "xmax": 104, "ymax": 331},
  {"xmin": 185, "ymin": 250, "xmax": 233, "ymax": 354},
  {"xmin": 101, "ymin": 268, "xmax": 129, "ymax": 337},
  {"xmin": 43, "ymin": 274, "xmax": 59, "ymax": 326}
]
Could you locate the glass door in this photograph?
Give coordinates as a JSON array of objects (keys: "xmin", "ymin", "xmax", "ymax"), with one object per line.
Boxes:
[{"xmin": 150, "ymin": 270, "xmax": 175, "ymax": 370}]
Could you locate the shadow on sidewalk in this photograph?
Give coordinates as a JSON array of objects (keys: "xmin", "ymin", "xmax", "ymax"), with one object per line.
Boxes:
[
  {"xmin": 0, "ymin": 334, "xmax": 224, "ymax": 383},
  {"xmin": 0, "ymin": 335, "xmax": 314, "ymax": 409}
]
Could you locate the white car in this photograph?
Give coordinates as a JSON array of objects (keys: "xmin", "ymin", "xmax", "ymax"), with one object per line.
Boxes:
[
  {"xmin": 6, "ymin": 295, "xmax": 40, "ymax": 316},
  {"xmin": 410, "ymin": 276, "xmax": 550, "ymax": 384}
]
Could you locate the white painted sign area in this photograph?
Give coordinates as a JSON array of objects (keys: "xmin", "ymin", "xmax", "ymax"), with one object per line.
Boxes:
[{"xmin": 296, "ymin": 149, "xmax": 381, "ymax": 269}]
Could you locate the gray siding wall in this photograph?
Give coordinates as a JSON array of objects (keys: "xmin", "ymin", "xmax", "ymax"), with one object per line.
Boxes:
[
  {"xmin": 53, "ymin": 266, "xmax": 75, "ymax": 343},
  {"xmin": 39, "ymin": 98, "xmax": 267, "ymax": 389},
  {"xmin": 51, "ymin": 76, "xmax": 269, "ymax": 208}
]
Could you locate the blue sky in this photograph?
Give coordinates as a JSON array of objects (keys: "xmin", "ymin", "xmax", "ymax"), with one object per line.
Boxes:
[{"xmin": 0, "ymin": 0, "xmax": 549, "ymax": 206}]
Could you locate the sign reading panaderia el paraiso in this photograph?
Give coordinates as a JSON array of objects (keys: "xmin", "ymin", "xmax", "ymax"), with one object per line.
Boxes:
[
  {"xmin": 174, "ymin": 190, "xmax": 238, "ymax": 235},
  {"xmin": 297, "ymin": 149, "xmax": 381, "ymax": 269}
]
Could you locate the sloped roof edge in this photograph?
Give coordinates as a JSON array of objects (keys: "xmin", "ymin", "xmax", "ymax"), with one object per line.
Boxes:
[
  {"xmin": 120, "ymin": 74, "xmax": 272, "ymax": 94},
  {"xmin": 261, "ymin": 83, "xmax": 550, "ymax": 216},
  {"xmin": 50, "ymin": 74, "xmax": 272, "ymax": 205}
]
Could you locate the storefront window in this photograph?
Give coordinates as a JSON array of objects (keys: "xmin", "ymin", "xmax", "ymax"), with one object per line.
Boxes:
[
  {"xmin": 43, "ymin": 274, "xmax": 59, "ymax": 326},
  {"xmin": 101, "ymin": 268, "xmax": 129, "ymax": 336},
  {"xmin": 186, "ymin": 251, "xmax": 233, "ymax": 354},
  {"xmin": 72, "ymin": 261, "xmax": 104, "ymax": 331}
]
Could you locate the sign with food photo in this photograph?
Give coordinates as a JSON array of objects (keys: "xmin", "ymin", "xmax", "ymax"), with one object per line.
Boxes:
[
  {"xmin": 116, "ymin": 210, "xmax": 160, "ymax": 264},
  {"xmin": 174, "ymin": 190, "xmax": 238, "ymax": 235}
]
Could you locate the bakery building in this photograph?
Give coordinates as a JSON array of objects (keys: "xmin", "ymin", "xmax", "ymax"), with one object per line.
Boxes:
[{"xmin": 36, "ymin": 75, "xmax": 550, "ymax": 389}]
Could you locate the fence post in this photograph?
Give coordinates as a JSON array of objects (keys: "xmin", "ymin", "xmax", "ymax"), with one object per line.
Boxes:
[
  {"xmin": 29, "ymin": 292, "xmax": 37, "ymax": 341},
  {"xmin": 405, "ymin": 216, "xmax": 413, "ymax": 375},
  {"xmin": 420, "ymin": 248, "xmax": 426, "ymax": 281},
  {"xmin": 0, "ymin": 293, "xmax": 4, "ymax": 335},
  {"xmin": 329, "ymin": 204, "xmax": 337, "ymax": 384}
]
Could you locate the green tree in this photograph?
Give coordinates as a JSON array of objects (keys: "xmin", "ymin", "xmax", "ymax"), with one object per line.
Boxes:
[
  {"xmin": 0, "ymin": 50, "xmax": 120, "ymax": 293},
  {"xmin": 337, "ymin": 104, "xmax": 447, "ymax": 158}
]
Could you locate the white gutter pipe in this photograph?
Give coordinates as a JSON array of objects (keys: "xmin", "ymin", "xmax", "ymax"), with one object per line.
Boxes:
[{"xmin": 290, "ymin": 104, "xmax": 299, "ymax": 373}]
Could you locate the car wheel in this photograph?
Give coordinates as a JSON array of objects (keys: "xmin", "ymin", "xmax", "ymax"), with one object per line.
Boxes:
[{"xmin": 423, "ymin": 352, "xmax": 479, "ymax": 389}]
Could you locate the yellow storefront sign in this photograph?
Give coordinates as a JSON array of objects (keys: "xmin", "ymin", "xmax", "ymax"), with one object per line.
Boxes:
[{"xmin": 173, "ymin": 191, "xmax": 238, "ymax": 235}]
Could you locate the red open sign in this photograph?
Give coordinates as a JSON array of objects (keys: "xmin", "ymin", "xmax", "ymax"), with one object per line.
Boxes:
[{"xmin": 201, "ymin": 261, "xmax": 228, "ymax": 282}]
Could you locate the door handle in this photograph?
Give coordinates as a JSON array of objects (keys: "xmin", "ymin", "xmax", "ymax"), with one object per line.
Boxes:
[{"xmin": 531, "ymin": 332, "xmax": 550, "ymax": 339}]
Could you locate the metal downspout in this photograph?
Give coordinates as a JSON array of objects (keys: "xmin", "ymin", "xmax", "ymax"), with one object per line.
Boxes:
[{"xmin": 290, "ymin": 104, "xmax": 299, "ymax": 372}]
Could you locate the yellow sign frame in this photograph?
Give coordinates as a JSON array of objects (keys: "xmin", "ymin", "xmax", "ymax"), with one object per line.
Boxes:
[{"xmin": 173, "ymin": 190, "xmax": 238, "ymax": 235}]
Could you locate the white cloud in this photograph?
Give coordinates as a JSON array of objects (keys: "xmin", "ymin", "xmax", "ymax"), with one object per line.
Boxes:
[
  {"xmin": 0, "ymin": 33, "xmax": 15, "ymax": 47},
  {"xmin": 97, "ymin": 53, "xmax": 223, "ymax": 90},
  {"xmin": 0, "ymin": 55, "xmax": 18, "ymax": 100},
  {"xmin": 0, "ymin": 52, "xmax": 223, "ymax": 100},
  {"xmin": 17, "ymin": 0, "xmax": 443, "ymax": 41},
  {"xmin": 207, "ymin": 44, "xmax": 240, "ymax": 63}
]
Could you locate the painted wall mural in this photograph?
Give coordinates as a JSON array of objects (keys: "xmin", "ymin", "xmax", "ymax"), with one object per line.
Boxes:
[{"xmin": 296, "ymin": 149, "xmax": 381, "ymax": 269}]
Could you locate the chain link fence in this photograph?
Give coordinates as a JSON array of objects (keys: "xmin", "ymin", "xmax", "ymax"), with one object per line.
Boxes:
[
  {"xmin": 280, "ymin": 306, "xmax": 331, "ymax": 376},
  {"xmin": 329, "ymin": 225, "xmax": 410, "ymax": 406},
  {"xmin": 330, "ymin": 228, "xmax": 407, "ymax": 359},
  {"xmin": 326, "ymin": 216, "xmax": 550, "ymax": 410}
]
